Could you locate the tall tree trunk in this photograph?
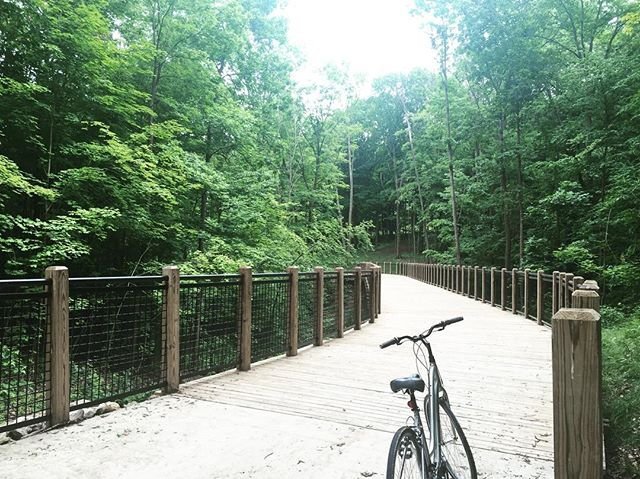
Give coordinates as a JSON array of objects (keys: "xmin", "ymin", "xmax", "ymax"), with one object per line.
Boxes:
[
  {"xmin": 516, "ymin": 112, "xmax": 524, "ymax": 267},
  {"xmin": 440, "ymin": 28, "xmax": 462, "ymax": 265},
  {"xmin": 401, "ymin": 100, "xmax": 429, "ymax": 252},
  {"xmin": 499, "ymin": 111, "xmax": 512, "ymax": 269},
  {"xmin": 347, "ymin": 132, "xmax": 354, "ymax": 227},
  {"xmin": 198, "ymin": 124, "xmax": 213, "ymax": 251}
]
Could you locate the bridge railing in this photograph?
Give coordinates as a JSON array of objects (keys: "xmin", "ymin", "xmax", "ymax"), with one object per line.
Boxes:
[
  {"xmin": 384, "ymin": 261, "xmax": 605, "ymax": 478},
  {"xmin": 0, "ymin": 263, "xmax": 381, "ymax": 434},
  {"xmin": 382, "ymin": 261, "xmax": 586, "ymax": 326}
]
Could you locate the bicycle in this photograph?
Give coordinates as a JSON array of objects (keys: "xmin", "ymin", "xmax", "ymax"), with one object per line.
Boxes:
[{"xmin": 380, "ymin": 316, "xmax": 477, "ymax": 479}]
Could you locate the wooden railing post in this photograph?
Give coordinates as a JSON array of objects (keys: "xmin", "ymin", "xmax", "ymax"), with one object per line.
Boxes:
[
  {"xmin": 456, "ymin": 266, "xmax": 461, "ymax": 294},
  {"xmin": 287, "ymin": 267, "xmax": 299, "ymax": 356},
  {"xmin": 314, "ymin": 267, "xmax": 324, "ymax": 346},
  {"xmin": 354, "ymin": 267, "xmax": 362, "ymax": 330},
  {"xmin": 501, "ymin": 268, "xmax": 507, "ymax": 311},
  {"xmin": 512, "ymin": 268, "xmax": 518, "ymax": 314},
  {"xmin": 369, "ymin": 270, "xmax": 376, "ymax": 324},
  {"xmin": 552, "ymin": 271, "xmax": 560, "ymax": 314},
  {"xmin": 552, "ymin": 307, "xmax": 603, "ymax": 478},
  {"xmin": 537, "ymin": 270, "xmax": 544, "ymax": 325},
  {"xmin": 565, "ymin": 273, "xmax": 574, "ymax": 309},
  {"xmin": 336, "ymin": 267, "xmax": 344, "ymax": 338},
  {"xmin": 559, "ymin": 272, "xmax": 566, "ymax": 309},
  {"xmin": 573, "ymin": 280, "xmax": 600, "ymax": 312},
  {"xmin": 491, "ymin": 267, "xmax": 496, "ymax": 306},
  {"xmin": 524, "ymin": 268, "xmax": 530, "ymax": 319},
  {"xmin": 460, "ymin": 266, "xmax": 464, "ymax": 295},
  {"xmin": 162, "ymin": 266, "xmax": 180, "ymax": 393},
  {"xmin": 45, "ymin": 266, "xmax": 70, "ymax": 427},
  {"xmin": 467, "ymin": 266, "xmax": 472, "ymax": 297},
  {"xmin": 473, "ymin": 266, "xmax": 479, "ymax": 300},
  {"xmin": 377, "ymin": 266, "xmax": 382, "ymax": 315},
  {"xmin": 238, "ymin": 266, "xmax": 252, "ymax": 371}
]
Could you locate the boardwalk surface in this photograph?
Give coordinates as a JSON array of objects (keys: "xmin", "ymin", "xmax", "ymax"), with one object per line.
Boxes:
[{"xmin": 1, "ymin": 275, "xmax": 553, "ymax": 478}]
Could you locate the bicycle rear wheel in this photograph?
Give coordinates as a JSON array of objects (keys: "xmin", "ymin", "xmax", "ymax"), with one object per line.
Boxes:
[
  {"xmin": 386, "ymin": 426, "xmax": 424, "ymax": 479},
  {"xmin": 437, "ymin": 401, "xmax": 476, "ymax": 479}
]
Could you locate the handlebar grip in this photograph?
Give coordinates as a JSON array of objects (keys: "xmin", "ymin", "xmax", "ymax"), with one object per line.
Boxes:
[
  {"xmin": 443, "ymin": 316, "xmax": 464, "ymax": 326},
  {"xmin": 379, "ymin": 338, "xmax": 398, "ymax": 349}
]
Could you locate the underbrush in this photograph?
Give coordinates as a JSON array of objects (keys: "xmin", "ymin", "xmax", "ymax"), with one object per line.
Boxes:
[{"xmin": 602, "ymin": 307, "xmax": 640, "ymax": 478}]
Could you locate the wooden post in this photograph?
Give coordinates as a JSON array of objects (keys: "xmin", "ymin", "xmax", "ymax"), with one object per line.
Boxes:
[
  {"xmin": 573, "ymin": 280, "xmax": 600, "ymax": 312},
  {"xmin": 552, "ymin": 308, "xmax": 603, "ymax": 479},
  {"xmin": 238, "ymin": 267, "xmax": 252, "ymax": 371},
  {"xmin": 46, "ymin": 266, "xmax": 70, "ymax": 427},
  {"xmin": 456, "ymin": 266, "xmax": 461, "ymax": 294},
  {"xmin": 314, "ymin": 267, "xmax": 324, "ymax": 346},
  {"xmin": 565, "ymin": 273, "xmax": 574, "ymax": 309},
  {"xmin": 474, "ymin": 266, "xmax": 479, "ymax": 300},
  {"xmin": 467, "ymin": 266, "xmax": 472, "ymax": 297},
  {"xmin": 552, "ymin": 271, "xmax": 560, "ymax": 314},
  {"xmin": 501, "ymin": 268, "xmax": 507, "ymax": 311},
  {"xmin": 481, "ymin": 267, "xmax": 486, "ymax": 302},
  {"xmin": 524, "ymin": 268, "xmax": 530, "ymax": 319},
  {"xmin": 460, "ymin": 266, "xmax": 464, "ymax": 295},
  {"xmin": 287, "ymin": 267, "xmax": 299, "ymax": 356},
  {"xmin": 336, "ymin": 267, "xmax": 344, "ymax": 338},
  {"xmin": 369, "ymin": 270, "xmax": 376, "ymax": 324},
  {"xmin": 354, "ymin": 267, "xmax": 362, "ymax": 330},
  {"xmin": 512, "ymin": 268, "xmax": 518, "ymax": 314},
  {"xmin": 490, "ymin": 267, "xmax": 496, "ymax": 306},
  {"xmin": 162, "ymin": 266, "xmax": 180, "ymax": 393},
  {"xmin": 558, "ymin": 272, "xmax": 566, "ymax": 309},
  {"xmin": 573, "ymin": 276, "xmax": 585, "ymax": 292},
  {"xmin": 537, "ymin": 270, "xmax": 544, "ymax": 325},
  {"xmin": 377, "ymin": 266, "xmax": 382, "ymax": 315}
]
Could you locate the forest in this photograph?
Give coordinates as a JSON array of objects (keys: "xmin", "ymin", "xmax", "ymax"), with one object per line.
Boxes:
[{"xmin": 0, "ymin": 0, "xmax": 639, "ymax": 475}]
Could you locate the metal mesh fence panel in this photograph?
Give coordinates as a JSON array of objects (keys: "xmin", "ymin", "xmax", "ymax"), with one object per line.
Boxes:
[
  {"xmin": 361, "ymin": 272, "xmax": 372, "ymax": 324},
  {"xmin": 542, "ymin": 274, "xmax": 554, "ymax": 326},
  {"xmin": 251, "ymin": 275, "xmax": 288, "ymax": 362},
  {"xmin": 180, "ymin": 276, "xmax": 240, "ymax": 380},
  {"xmin": 527, "ymin": 272, "xmax": 538, "ymax": 321},
  {"xmin": 515, "ymin": 271, "xmax": 525, "ymax": 314},
  {"xmin": 0, "ymin": 280, "xmax": 50, "ymax": 432},
  {"xmin": 298, "ymin": 273, "xmax": 316, "ymax": 348},
  {"xmin": 343, "ymin": 273, "xmax": 356, "ymax": 331},
  {"xmin": 68, "ymin": 277, "xmax": 166, "ymax": 409},
  {"xmin": 323, "ymin": 273, "xmax": 338, "ymax": 340},
  {"xmin": 503, "ymin": 273, "xmax": 513, "ymax": 310}
]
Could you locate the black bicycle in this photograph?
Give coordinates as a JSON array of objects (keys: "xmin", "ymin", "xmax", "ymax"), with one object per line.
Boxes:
[{"xmin": 380, "ymin": 317, "xmax": 477, "ymax": 479}]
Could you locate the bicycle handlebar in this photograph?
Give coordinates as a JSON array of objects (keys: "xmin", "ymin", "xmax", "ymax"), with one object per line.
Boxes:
[{"xmin": 379, "ymin": 316, "xmax": 464, "ymax": 349}]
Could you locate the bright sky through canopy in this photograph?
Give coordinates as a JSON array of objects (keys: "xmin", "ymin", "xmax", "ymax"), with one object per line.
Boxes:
[{"xmin": 282, "ymin": 0, "xmax": 437, "ymax": 92}]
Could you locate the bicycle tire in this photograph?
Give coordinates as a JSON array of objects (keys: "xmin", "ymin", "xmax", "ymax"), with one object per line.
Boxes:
[
  {"xmin": 436, "ymin": 401, "xmax": 477, "ymax": 479},
  {"xmin": 386, "ymin": 426, "xmax": 425, "ymax": 479}
]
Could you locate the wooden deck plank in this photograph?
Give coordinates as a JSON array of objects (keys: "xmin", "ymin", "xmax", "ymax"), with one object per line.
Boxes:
[{"xmin": 181, "ymin": 274, "xmax": 554, "ymax": 475}]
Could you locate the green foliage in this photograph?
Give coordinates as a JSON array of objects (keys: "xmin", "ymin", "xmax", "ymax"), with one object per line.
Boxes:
[{"xmin": 603, "ymin": 311, "xmax": 640, "ymax": 477}]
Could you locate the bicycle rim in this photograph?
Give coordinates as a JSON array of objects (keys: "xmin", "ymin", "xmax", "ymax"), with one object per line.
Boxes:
[
  {"xmin": 386, "ymin": 427, "xmax": 424, "ymax": 479},
  {"xmin": 438, "ymin": 402, "xmax": 477, "ymax": 479}
]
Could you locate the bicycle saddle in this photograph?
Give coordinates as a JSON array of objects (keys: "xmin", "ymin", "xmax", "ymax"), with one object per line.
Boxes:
[{"xmin": 390, "ymin": 374, "xmax": 425, "ymax": 393}]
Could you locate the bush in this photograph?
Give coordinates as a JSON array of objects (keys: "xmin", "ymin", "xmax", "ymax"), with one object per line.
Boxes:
[{"xmin": 603, "ymin": 311, "xmax": 640, "ymax": 477}]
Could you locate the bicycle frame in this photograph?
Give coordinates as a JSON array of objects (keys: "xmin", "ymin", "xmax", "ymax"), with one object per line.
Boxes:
[{"xmin": 406, "ymin": 338, "xmax": 447, "ymax": 478}]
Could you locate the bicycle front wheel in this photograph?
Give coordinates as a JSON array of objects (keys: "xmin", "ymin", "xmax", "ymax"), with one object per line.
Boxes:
[
  {"xmin": 386, "ymin": 426, "xmax": 425, "ymax": 479},
  {"xmin": 438, "ymin": 401, "xmax": 477, "ymax": 479}
]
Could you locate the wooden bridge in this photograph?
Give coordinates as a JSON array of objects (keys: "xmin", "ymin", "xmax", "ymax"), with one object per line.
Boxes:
[{"xmin": 1, "ymin": 273, "xmax": 555, "ymax": 478}]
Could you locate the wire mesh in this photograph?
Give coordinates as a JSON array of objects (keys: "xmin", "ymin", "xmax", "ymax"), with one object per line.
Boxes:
[
  {"xmin": 68, "ymin": 277, "xmax": 166, "ymax": 410},
  {"xmin": 526, "ymin": 271, "xmax": 538, "ymax": 321},
  {"xmin": 343, "ymin": 273, "xmax": 356, "ymax": 331},
  {"xmin": 542, "ymin": 273, "xmax": 554, "ymax": 326},
  {"xmin": 298, "ymin": 273, "xmax": 316, "ymax": 348},
  {"xmin": 361, "ymin": 272, "xmax": 372, "ymax": 324},
  {"xmin": 323, "ymin": 273, "xmax": 338, "ymax": 340},
  {"xmin": 0, "ymin": 280, "xmax": 50, "ymax": 432},
  {"xmin": 180, "ymin": 276, "xmax": 240, "ymax": 380},
  {"xmin": 503, "ymin": 272, "xmax": 513, "ymax": 310},
  {"xmin": 251, "ymin": 275, "xmax": 288, "ymax": 362},
  {"xmin": 515, "ymin": 271, "xmax": 525, "ymax": 314}
]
